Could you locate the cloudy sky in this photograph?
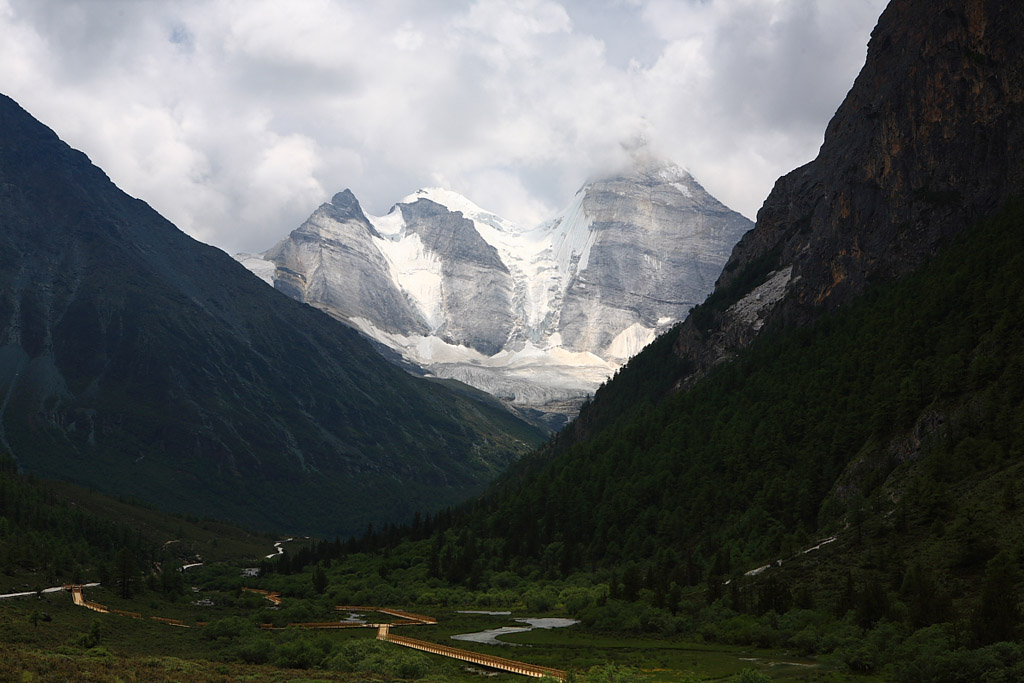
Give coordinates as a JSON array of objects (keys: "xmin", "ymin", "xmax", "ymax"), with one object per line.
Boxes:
[{"xmin": 1, "ymin": 0, "xmax": 887, "ymax": 254}]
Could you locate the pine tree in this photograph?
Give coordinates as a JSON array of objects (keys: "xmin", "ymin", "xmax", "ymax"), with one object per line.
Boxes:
[
  {"xmin": 900, "ymin": 561, "xmax": 951, "ymax": 628},
  {"xmin": 312, "ymin": 565, "xmax": 328, "ymax": 594},
  {"xmin": 855, "ymin": 577, "xmax": 890, "ymax": 628},
  {"xmin": 836, "ymin": 570, "xmax": 856, "ymax": 616},
  {"xmin": 161, "ymin": 560, "xmax": 185, "ymax": 598},
  {"xmin": 115, "ymin": 547, "xmax": 137, "ymax": 599},
  {"xmin": 972, "ymin": 551, "xmax": 1021, "ymax": 646}
]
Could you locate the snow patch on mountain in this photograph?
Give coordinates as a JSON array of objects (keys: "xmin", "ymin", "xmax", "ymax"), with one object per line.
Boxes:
[
  {"xmin": 398, "ymin": 188, "xmax": 522, "ymax": 235},
  {"xmin": 236, "ymin": 253, "xmax": 276, "ymax": 286},
  {"xmin": 372, "ymin": 231, "xmax": 445, "ymax": 331},
  {"xmin": 547, "ymin": 189, "xmax": 599, "ymax": 277},
  {"xmin": 606, "ymin": 323, "xmax": 656, "ymax": 361}
]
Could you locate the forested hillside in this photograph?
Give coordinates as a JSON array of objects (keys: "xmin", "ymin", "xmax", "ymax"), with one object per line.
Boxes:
[
  {"xmin": 0, "ymin": 452, "xmax": 270, "ymax": 594},
  {"xmin": 337, "ymin": 196, "xmax": 1023, "ymax": 680},
  {"xmin": 445, "ymin": 197, "xmax": 1024, "ymax": 571},
  {"xmin": 385, "ymin": 10, "xmax": 1024, "ymax": 676}
]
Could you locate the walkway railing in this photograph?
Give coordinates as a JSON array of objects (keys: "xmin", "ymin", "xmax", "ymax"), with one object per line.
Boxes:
[
  {"xmin": 64, "ymin": 585, "xmax": 565, "ymax": 679},
  {"xmin": 67, "ymin": 585, "xmax": 108, "ymax": 614},
  {"xmin": 242, "ymin": 587, "xmax": 282, "ymax": 605},
  {"xmin": 377, "ymin": 624, "xmax": 565, "ymax": 680}
]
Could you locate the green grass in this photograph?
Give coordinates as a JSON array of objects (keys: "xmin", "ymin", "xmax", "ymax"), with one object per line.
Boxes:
[
  {"xmin": 2, "ymin": 577, "xmax": 878, "ymax": 682},
  {"xmin": 420, "ymin": 615, "xmax": 866, "ymax": 681},
  {"xmin": 503, "ymin": 629, "xmax": 834, "ymax": 681}
]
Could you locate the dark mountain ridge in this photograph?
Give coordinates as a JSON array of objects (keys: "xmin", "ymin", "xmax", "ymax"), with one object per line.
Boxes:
[
  {"xmin": 0, "ymin": 93, "xmax": 544, "ymax": 537},
  {"xmin": 674, "ymin": 0, "xmax": 1024, "ymax": 377}
]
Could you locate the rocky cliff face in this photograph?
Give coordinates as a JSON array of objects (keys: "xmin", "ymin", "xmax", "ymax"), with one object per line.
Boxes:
[
  {"xmin": 242, "ymin": 160, "xmax": 751, "ymax": 423},
  {"xmin": 242, "ymin": 189, "xmax": 428, "ymax": 338},
  {"xmin": 555, "ymin": 163, "xmax": 751, "ymax": 356},
  {"xmin": 674, "ymin": 0, "xmax": 1024, "ymax": 374},
  {"xmin": 0, "ymin": 94, "xmax": 545, "ymax": 537},
  {"xmin": 398, "ymin": 198, "xmax": 516, "ymax": 356}
]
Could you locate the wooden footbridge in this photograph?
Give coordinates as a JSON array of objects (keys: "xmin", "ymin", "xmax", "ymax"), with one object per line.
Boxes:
[
  {"xmin": 67, "ymin": 584, "xmax": 177, "ymax": 622},
  {"xmin": 64, "ymin": 585, "xmax": 566, "ymax": 679}
]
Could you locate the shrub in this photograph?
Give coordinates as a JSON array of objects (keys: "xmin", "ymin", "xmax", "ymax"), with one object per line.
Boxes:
[
  {"xmin": 731, "ymin": 669, "xmax": 772, "ymax": 683},
  {"xmin": 523, "ymin": 586, "xmax": 558, "ymax": 612},
  {"xmin": 704, "ymin": 614, "xmax": 778, "ymax": 647},
  {"xmin": 561, "ymin": 587, "xmax": 596, "ymax": 616},
  {"xmin": 835, "ymin": 640, "xmax": 881, "ymax": 673},
  {"xmin": 235, "ymin": 635, "xmax": 274, "ymax": 664},
  {"xmin": 75, "ymin": 620, "xmax": 102, "ymax": 649},
  {"xmin": 581, "ymin": 664, "xmax": 643, "ymax": 682},
  {"xmin": 201, "ymin": 616, "xmax": 253, "ymax": 641},
  {"xmin": 324, "ymin": 640, "xmax": 431, "ymax": 678},
  {"xmin": 893, "ymin": 642, "xmax": 1024, "ymax": 682},
  {"xmin": 273, "ymin": 637, "xmax": 323, "ymax": 669}
]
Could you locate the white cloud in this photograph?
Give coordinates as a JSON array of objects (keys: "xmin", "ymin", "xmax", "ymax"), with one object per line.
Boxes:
[
  {"xmin": 0, "ymin": 0, "xmax": 887, "ymax": 253},
  {"xmin": 393, "ymin": 22, "xmax": 426, "ymax": 52}
]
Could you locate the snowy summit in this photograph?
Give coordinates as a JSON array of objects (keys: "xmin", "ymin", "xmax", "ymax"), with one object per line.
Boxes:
[{"xmin": 238, "ymin": 158, "xmax": 751, "ymax": 424}]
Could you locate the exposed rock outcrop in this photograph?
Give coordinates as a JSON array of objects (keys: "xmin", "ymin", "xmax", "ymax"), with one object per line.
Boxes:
[{"xmin": 674, "ymin": 0, "xmax": 1024, "ymax": 375}]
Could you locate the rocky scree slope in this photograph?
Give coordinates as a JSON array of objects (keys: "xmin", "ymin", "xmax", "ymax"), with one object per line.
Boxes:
[{"xmin": 0, "ymin": 94, "xmax": 545, "ymax": 538}]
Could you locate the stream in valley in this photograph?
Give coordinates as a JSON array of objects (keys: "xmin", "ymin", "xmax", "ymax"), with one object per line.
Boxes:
[{"xmin": 451, "ymin": 615, "xmax": 579, "ymax": 646}]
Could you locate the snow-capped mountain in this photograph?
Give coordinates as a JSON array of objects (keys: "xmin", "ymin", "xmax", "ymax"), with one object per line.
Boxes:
[{"xmin": 238, "ymin": 158, "xmax": 752, "ymax": 423}]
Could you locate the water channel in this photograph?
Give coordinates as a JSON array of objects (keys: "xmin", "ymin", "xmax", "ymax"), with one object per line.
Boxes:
[{"xmin": 451, "ymin": 615, "xmax": 579, "ymax": 646}]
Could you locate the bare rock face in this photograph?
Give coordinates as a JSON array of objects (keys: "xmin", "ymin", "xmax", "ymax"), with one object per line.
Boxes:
[
  {"xmin": 555, "ymin": 163, "xmax": 751, "ymax": 356},
  {"xmin": 250, "ymin": 190, "xmax": 428, "ymax": 337},
  {"xmin": 241, "ymin": 160, "xmax": 751, "ymax": 422},
  {"xmin": 674, "ymin": 0, "xmax": 1024, "ymax": 377},
  {"xmin": 397, "ymin": 198, "xmax": 515, "ymax": 356}
]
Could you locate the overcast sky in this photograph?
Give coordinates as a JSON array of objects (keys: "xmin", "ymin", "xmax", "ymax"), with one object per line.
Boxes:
[{"xmin": 1, "ymin": 0, "xmax": 887, "ymax": 254}]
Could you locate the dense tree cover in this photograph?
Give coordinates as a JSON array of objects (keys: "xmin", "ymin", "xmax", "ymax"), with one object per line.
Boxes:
[
  {"xmin": 0, "ymin": 453, "xmax": 152, "ymax": 586},
  {"xmin": 434, "ymin": 200, "xmax": 1024, "ymax": 576},
  {"xmin": 330, "ymin": 200, "xmax": 1024, "ymax": 678},
  {"xmin": 0, "ymin": 454, "xmax": 222, "ymax": 602}
]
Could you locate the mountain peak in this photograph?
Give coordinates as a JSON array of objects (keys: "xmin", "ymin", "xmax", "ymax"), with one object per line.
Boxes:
[
  {"xmin": 396, "ymin": 187, "xmax": 523, "ymax": 234},
  {"xmin": 402, "ymin": 187, "xmax": 491, "ymax": 213},
  {"xmin": 580, "ymin": 151, "xmax": 695, "ymax": 195},
  {"xmin": 629, "ymin": 149, "xmax": 690, "ymax": 180},
  {"xmin": 327, "ymin": 188, "xmax": 369, "ymax": 223},
  {"xmin": 330, "ymin": 188, "xmax": 359, "ymax": 208}
]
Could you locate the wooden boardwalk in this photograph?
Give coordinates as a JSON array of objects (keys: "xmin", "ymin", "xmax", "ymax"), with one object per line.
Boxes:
[
  {"xmin": 64, "ymin": 585, "xmax": 565, "ymax": 679},
  {"xmin": 67, "ymin": 585, "xmax": 108, "ymax": 614},
  {"xmin": 242, "ymin": 587, "xmax": 282, "ymax": 605},
  {"xmin": 377, "ymin": 624, "xmax": 565, "ymax": 680},
  {"xmin": 335, "ymin": 605, "xmax": 437, "ymax": 624}
]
